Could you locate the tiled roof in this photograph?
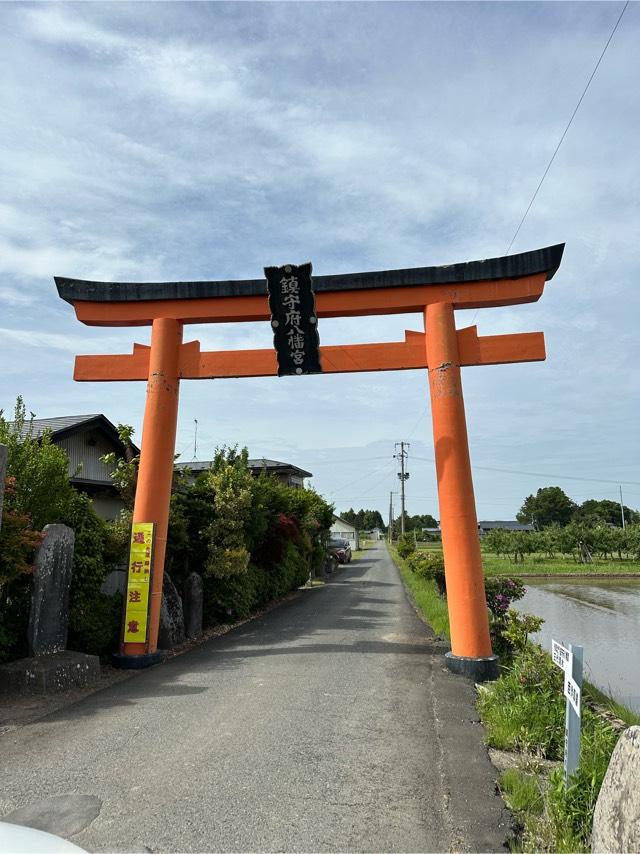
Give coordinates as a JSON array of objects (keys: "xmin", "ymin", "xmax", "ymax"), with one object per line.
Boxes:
[
  {"xmin": 8, "ymin": 414, "xmax": 103, "ymax": 440},
  {"xmin": 6, "ymin": 414, "xmax": 140, "ymax": 454},
  {"xmin": 175, "ymin": 458, "xmax": 312, "ymax": 478}
]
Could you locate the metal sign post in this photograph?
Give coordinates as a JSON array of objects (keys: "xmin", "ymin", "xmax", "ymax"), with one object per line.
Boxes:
[{"xmin": 552, "ymin": 639, "xmax": 583, "ymax": 782}]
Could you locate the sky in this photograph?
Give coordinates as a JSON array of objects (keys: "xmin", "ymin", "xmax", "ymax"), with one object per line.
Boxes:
[{"xmin": 1, "ymin": 1, "xmax": 639, "ymax": 522}]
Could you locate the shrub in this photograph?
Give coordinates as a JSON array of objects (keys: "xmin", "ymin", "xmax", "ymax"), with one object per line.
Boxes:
[
  {"xmin": 0, "ymin": 476, "xmax": 43, "ymax": 661},
  {"xmin": 396, "ymin": 534, "xmax": 416, "ymax": 558},
  {"xmin": 484, "ymin": 576, "xmax": 525, "ymax": 617},
  {"xmin": 407, "ymin": 551, "xmax": 446, "ymax": 596},
  {"xmin": 0, "ymin": 398, "xmax": 74, "ymax": 529},
  {"xmin": 477, "ymin": 643, "xmax": 565, "ymax": 758},
  {"xmin": 546, "ymin": 716, "xmax": 619, "ymax": 851},
  {"xmin": 64, "ymin": 491, "xmax": 123, "ymax": 659}
]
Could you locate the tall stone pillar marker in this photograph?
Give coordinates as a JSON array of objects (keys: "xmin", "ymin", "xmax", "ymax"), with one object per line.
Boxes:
[
  {"xmin": 0, "ymin": 522, "xmax": 101, "ymax": 694},
  {"xmin": 28, "ymin": 524, "xmax": 75, "ymax": 655},
  {"xmin": 117, "ymin": 317, "xmax": 183, "ymax": 666},
  {"xmin": 425, "ymin": 302, "xmax": 497, "ymax": 680}
]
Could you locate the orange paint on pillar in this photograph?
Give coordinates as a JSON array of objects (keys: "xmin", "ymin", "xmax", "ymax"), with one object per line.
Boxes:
[
  {"xmin": 425, "ymin": 302, "xmax": 493, "ymax": 659},
  {"xmin": 122, "ymin": 317, "xmax": 183, "ymax": 656}
]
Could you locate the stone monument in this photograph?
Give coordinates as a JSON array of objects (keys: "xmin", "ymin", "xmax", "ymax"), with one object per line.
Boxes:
[
  {"xmin": 158, "ymin": 572, "xmax": 185, "ymax": 649},
  {"xmin": 592, "ymin": 725, "xmax": 640, "ymax": 853},
  {"xmin": 183, "ymin": 572, "xmax": 203, "ymax": 639},
  {"xmin": 0, "ymin": 524, "xmax": 100, "ymax": 694}
]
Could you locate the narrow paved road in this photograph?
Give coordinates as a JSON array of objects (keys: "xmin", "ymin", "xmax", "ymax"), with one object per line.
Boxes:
[{"xmin": 1, "ymin": 543, "xmax": 508, "ymax": 853}]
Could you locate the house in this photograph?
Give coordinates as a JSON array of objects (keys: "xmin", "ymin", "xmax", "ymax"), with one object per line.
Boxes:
[
  {"xmin": 10, "ymin": 414, "xmax": 139, "ymax": 521},
  {"xmin": 478, "ymin": 520, "xmax": 534, "ymax": 537},
  {"xmin": 330, "ymin": 515, "xmax": 360, "ymax": 550},
  {"xmin": 422, "ymin": 526, "xmax": 442, "ymax": 540},
  {"xmin": 174, "ymin": 457, "xmax": 312, "ymax": 489}
]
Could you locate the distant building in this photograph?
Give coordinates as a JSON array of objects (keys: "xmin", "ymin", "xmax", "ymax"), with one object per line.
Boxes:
[
  {"xmin": 478, "ymin": 520, "xmax": 534, "ymax": 537},
  {"xmin": 174, "ymin": 457, "xmax": 312, "ymax": 489},
  {"xmin": 422, "ymin": 527, "xmax": 442, "ymax": 540},
  {"xmin": 9, "ymin": 414, "xmax": 139, "ymax": 521},
  {"xmin": 330, "ymin": 515, "xmax": 360, "ymax": 550}
]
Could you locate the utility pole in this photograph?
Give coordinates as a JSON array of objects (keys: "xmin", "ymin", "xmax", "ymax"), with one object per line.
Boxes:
[
  {"xmin": 620, "ymin": 485, "xmax": 626, "ymax": 530},
  {"xmin": 388, "ymin": 491, "xmax": 394, "ymax": 543},
  {"xmin": 192, "ymin": 418, "xmax": 198, "ymax": 460},
  {"xmin": 394, "ymin": 442, "xmax": 410, "ymax": 536}
]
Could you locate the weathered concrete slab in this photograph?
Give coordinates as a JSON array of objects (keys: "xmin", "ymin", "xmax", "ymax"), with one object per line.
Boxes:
[
  {"xmin": 0, "ymin": 651, "xmax": 100, "ymax": 695},
  {"xmin": 4, "ymin": 793, "xmax": 101, "ymax": 837},
  {"xmin": 28, "ymin": 524, "xmax": 75, "ymax": 656},
  {"xmin": 592, "ymin": 725, "xmax": 640, "ymax": 853},
  {"xmin": 158, "ymin": 572, "xmax": 185, "ymax": 648},
  {"xmin": 183, "ymin": 572, "xmax": 203, "ymax": 639},
  {"xmin": 100, "ymin": 569, "xmax": 126, "ymax": 597}
]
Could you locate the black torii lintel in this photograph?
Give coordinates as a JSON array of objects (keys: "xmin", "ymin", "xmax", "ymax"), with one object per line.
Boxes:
[{"xmin": 55, "ymin": 244, "xmax": 565, "ymax": 305}]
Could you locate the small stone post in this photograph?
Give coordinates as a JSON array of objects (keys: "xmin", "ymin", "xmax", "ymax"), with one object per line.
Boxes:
[
  {"xmin": 28, "ymin": 523, "xmax": 75, "ymax": 656},
  {"xmin": 184, "ymin": 572, "xmax": 203, "ymax": 639}
]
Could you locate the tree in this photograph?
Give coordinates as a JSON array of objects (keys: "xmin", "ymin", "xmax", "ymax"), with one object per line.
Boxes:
[
  {"xmin": 573, "ymin": 499, "xmax": 639, "ymax": 528},
  {"xmin": 100, "ymin": 423, "xmax": 139, "ymax": 510},
  {"xmin": 0, "ymin": 397, "xmax": 74, "ymax": 529},
  {"xmin": 205, "ymin": 448, "xmax": 253, "ymax": 578},
  {"xmin": 517, "ymin": 487, "xmax": 576, "ymax": 528},
  {"xmin": 339, "ymin": 508, "xmax": 385, "ymax": 531}
]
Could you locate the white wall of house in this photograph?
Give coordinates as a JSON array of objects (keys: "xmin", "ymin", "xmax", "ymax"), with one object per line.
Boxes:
[
  {"xmin": 57, "ymin": 430, "xmax": 118, "ymax": 482},
  {"xmin": 330, "ymin": 517, "xmax": 360, "ymax": 550}
]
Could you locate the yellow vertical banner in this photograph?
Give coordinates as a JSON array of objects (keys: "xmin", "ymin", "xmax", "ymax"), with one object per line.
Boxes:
[{"xmin": 123, "ymin": 522, "xmax": 154, "ymax": 643}]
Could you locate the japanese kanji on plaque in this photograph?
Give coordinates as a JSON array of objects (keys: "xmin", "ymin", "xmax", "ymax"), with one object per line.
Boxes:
[
  {"xmin": 265, "ymin": 262, "xmax": 322, "ymax": 376},
  {"xmin": 123, "ymin": 522, "xmax": 155, "ymax": 643}
]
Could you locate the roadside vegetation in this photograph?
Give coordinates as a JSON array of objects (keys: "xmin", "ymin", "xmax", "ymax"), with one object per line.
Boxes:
[
  {"xmin": 0, "ymin": 398, "xmax": 334, "ymax": 663},
  {"xmin": 388, "ymin": 533, "xmax": 637, "ymax": 852}
]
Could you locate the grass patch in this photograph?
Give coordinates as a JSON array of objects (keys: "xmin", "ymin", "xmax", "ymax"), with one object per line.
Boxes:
[
  {"xmin": 389, "ymin": 544, "xmax": 450, "ymax": 638},
  {"xmin": 480, "ymin": 553, "xmax": 640, "ymax": 577},
  {"xmin": 500, "ymin": 767, "xmax": 544, "ymax": 816},
  {"xmin": 478, "ymin": 643, "xmax": 623, "ymax": 852}
]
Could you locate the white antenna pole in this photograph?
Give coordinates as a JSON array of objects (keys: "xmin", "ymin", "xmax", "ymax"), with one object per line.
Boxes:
[{"xmin": 193, "ymin": 419, "xmax": 198, "ymax": 460}]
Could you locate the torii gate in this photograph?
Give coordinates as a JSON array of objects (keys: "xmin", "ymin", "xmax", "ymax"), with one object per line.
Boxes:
[{"xmin": 55, "ymin": 243, "xmax": 564, "ymax": 679}]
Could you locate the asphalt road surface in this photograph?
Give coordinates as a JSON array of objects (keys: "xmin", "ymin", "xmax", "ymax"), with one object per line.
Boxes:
[{"xmin": 0, "ymin": 543, "xmax": 509, "ymax": 853}]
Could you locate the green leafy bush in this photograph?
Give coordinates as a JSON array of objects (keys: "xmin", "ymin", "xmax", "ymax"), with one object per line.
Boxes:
[
  {"xmin": 64, "ymin": 491, "xmax": 125, "ymax": 659},
  {"xmin": 477, "ymin": 643, "xmax": 565, "ymax": 757},
  {"xmin": 396, "ymin": 534, "xmax": 416, "ymax": 558},
  {"xmin": 406, "ymin": 551, "xmax": 446, "ymax": 596},
  {"xmin": 546, "ymin": 716, "xmax": 618, "ymax": 851},
  {"xmin": 0, "ymin": 398, "xmax": 73, "ymax": 529}
]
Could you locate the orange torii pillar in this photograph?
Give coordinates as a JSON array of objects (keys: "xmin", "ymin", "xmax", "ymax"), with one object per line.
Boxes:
[
  {"xmin": 426, "ymin": 302, "xmax": 495, "ymax": 678},
  {"xmin": 119, "ymin": 318, "xmax": 183, "ymax": 664}
]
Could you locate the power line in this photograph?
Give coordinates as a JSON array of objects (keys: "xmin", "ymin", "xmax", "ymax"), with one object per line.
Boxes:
[
  {"xmin": 505, "ymin": 0, "xmax": 629, "ymax": 255},
  {"xmin": 329, "ymin": 460, "xmax": 395, "ymax": 497},
  {"xmin": 410, "ymin": 455, "xmax": 640, "ymax": 487}
]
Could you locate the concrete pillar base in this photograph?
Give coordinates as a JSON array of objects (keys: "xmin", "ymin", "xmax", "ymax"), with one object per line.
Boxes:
[
  {"xmin": 445, "ymin": 651, "xmax": 499, "ymax": 682},
  {"xmin": 112, "ymin": 651, "xmax": 166, "ymax": 670}
]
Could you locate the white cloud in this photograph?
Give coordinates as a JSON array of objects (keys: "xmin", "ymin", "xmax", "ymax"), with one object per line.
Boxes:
[{"xmin": 0, "ymin": 1, "xmax": 638, "ymax": 517}]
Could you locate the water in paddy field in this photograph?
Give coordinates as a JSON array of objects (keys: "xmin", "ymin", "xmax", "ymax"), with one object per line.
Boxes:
[{"xmin": 519, "ymin": 579, "xmax": 640, "ymax": 714}]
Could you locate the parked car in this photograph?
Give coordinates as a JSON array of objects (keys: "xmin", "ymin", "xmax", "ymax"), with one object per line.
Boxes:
[{"xmin": 328, "ymin": 537, "xmax": 352, "ymax": 564}]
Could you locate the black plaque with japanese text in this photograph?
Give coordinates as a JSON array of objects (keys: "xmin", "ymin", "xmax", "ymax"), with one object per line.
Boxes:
[{"xmin": 265, "ymin": 262, "xmax": 322, "ymax": 376}]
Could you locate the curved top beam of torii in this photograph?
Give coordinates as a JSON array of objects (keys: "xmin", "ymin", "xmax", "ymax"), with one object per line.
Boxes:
[{"xmin": 54, "ymin": 243, "xmax": 564, "ymax": 327}]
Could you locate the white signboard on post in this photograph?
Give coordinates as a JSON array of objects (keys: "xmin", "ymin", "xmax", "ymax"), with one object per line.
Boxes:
[
  {"xmin": 552, "ymin": 639, "xmax": 572, "ymax": 674},
  {"xmin": 564, "ymin": 674, "xmax": 581, "ymax": 717},
  {"xmin": 552, "ymin": 639, "xmax": 583, "ymax": 782}
]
